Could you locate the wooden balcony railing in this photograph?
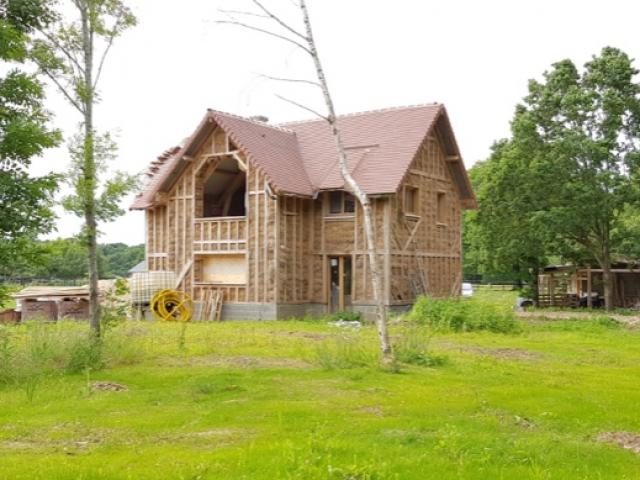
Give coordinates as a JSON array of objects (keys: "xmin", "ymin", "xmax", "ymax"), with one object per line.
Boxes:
[{"xmin": 194, "ymin": 216, "xmax": 247, "ymax": 254}]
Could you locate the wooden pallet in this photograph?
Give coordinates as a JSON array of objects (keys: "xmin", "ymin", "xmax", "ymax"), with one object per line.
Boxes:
[{"xmin": 203, "ymin": 289, "xmax": 224, "ymax": 321}]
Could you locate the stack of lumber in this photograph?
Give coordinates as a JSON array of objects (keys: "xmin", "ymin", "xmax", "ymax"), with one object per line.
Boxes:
[{"xmin": 202, "ymin": 289, "xmax": 223, "ymax": 321}]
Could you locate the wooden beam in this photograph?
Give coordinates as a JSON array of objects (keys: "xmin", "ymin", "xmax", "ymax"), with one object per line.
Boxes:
[
  {"xmin": 175, "ymin": 259, "xmax": 193, "ymax": 290},
  {"xmin": 338, "ymin": 256, "xmax": 345, "ymax": 311},
  {"xmin": 402, "ymin": 217, "xmax": 423, "ymax": 251},
  {"xmin": 220, "ymin": 173, "xmax": 246, "ymax": 216},
  {"xmin": 232, "ymin": 152, "xmax": 248, "ymax": 172}
]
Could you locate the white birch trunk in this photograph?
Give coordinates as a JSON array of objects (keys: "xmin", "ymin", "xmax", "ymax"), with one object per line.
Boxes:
[{"xmin": 299, "ymin": 0, "xmax": 392, "ymax": 359}]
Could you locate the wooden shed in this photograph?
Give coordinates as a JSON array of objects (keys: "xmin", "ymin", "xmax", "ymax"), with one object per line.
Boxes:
[
  {"xmin": 131, "ymin": 104, "xmax": 476, "ymax": 320},
  {"xmin": 11, "ymin": 281, "xmax": 116, "ymax": 322},
  {"xmin": 538, "ymin": 262, "xmax": 640, "ymax": 309}
]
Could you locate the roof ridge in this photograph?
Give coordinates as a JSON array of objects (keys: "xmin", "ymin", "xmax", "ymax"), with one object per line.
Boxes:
[
  {"xmin": 207, "ymin": 108, "xmax": 297, "ymax": 135},
  {"xmin": 278, "ymin": 102, "xmax": 442, "ymax": 126}
]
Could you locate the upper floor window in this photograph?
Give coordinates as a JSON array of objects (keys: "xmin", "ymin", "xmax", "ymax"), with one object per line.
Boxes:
[
  {"xmin": 404, "ymin": 186, "xmax": 419, "ymax": 215},
  {"xmin": 201, "ymin": 157, "xmax": 246, "ymax": 218},
  {"xmin": 328, "ymin": 191, "xmax": 356, "ymax": 215},
  {"xmin": 436, "ymin": 191, "xmax": 447, "ymax": 225}
]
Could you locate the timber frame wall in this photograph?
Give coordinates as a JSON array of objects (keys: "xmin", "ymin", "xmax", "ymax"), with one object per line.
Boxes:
[{"xmin": 144, "ymin": 122, "xmax": 464, "ymax": 319}]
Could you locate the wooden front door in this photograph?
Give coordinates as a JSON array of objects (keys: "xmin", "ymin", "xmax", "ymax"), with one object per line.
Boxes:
[{"xmin": 329, "ymin": 256, "xmax": 352, "ymax": 313}]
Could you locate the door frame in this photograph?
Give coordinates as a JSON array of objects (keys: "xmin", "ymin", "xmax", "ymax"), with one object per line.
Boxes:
[{"xmin": 328, "ymin": 255, "xmax": 352, "ymax": 312}]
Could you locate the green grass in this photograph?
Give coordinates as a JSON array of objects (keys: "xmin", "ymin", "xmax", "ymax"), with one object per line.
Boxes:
[{"xmin": 1, "ymin": 291, "xmax": 639, "ymax": 479}]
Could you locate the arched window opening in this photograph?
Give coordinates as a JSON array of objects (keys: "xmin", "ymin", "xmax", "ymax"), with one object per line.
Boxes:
[{"xmin": 202, "ymin": 157, "xmax": 246, "ymax": 218}]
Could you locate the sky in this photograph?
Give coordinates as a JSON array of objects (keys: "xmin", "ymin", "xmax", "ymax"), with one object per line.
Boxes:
[{"xmin": 30, "ymin": 0, "xmax": 640, "ymax": 245}]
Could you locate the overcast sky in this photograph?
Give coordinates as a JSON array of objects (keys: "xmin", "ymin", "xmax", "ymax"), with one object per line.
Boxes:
[{"xmin": 31, "ymin": 0, "xmax": 640, "ymax": 245}]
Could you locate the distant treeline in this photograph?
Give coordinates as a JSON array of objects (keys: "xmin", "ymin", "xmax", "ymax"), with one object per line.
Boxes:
[{"xmin": 0, "ymin": 238, "xmax": 144, "ymax": 282}]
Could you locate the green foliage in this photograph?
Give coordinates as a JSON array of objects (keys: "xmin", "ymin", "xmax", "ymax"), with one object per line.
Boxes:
[
  {"xmin": 31, "ymin": 0, "xmax": 137, "ymax": 334},
  {"xmin": 0, "ymin": 0, "xmax": 60, "ymax": 306},
  {"xmin": 62, "ymin": 132, "xmax": 138, "ymax": 223},
  {"xmin": 410, "ymin": 296, "xmax": 519, "ymax": 333},
  {"xmin": 65, "ymin": 333, "xmax": 103, "ymax": 373},
  {"xmin": 466, "ymin": 47, "xmax": 640, "ymax": 300},
  {"xmin": 100, "ymin": 242, "xmax": 144, "ymax": 278},
  {"xmin": 1, "ymin": 237, "xmax": 145, "ymax": 281},
  {"xmin": 100, "ymin": 277, "xmax": 130, "ymax": 328}
]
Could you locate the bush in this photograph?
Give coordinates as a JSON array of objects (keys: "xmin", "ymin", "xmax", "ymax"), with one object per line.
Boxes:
[
  {"xmin": 410, "ymin": 296, "xmax": 518, "ymax": 333},
  {"xmin": 393, "ymin": 326, "xmax": 447, "ymax": 367}
]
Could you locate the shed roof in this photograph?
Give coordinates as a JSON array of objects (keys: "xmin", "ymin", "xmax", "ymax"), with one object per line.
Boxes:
[{"xmin": 131, "ymin": 103, "xmax": 475, "ymax": 210}]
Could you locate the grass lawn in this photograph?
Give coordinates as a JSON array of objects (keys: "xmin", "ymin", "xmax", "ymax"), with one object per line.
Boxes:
[{"xmin": 1, "ymin": 291, "xmax": 640, "ymax": 479}]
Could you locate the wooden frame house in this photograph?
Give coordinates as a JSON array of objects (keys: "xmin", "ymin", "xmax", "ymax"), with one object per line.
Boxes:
[{"xmin": 131, "ymin": 104, "xmax": 476, "ymax": 320}]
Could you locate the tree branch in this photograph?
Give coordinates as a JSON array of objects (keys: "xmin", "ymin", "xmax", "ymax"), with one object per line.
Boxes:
[
  {"xmin": 93, "ymin": 32, "xmax": 116, "ymax": 90},
  {"xmin": 217, "ymin": 20, "xmax": 311, "ymax": 54},
  {"xmin": 93, "ymin": 12, "xmax": 125, "ymax": 89},
  {"xmin": 250, "ymin": 0, "xmax": 307, "ymax": 40},
  {"xmin": 259, "ymin": 73, "xmax": 321, "ymax": 88},
  {"xmin": 218, "ymin": 8, "xmax": 269, "ymax": 19},
  {"xmin": 275, "ymin": 94, "xmax": 327, "ymax": 120},
  {"xmin": 40, "ymin": 29, "xmax": 86, "ymax": 76},
  {"xmin": 38, "ymin": 66, "xmax": 85, "ymax": 114}
]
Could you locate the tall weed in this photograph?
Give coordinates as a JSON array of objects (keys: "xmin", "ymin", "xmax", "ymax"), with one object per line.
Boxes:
[
  {"xmin": 0, "ymin": 321, "xmax": 143, "ymax": 392},
  {"xmin": 411, "ymin": 296, "xmax": 518, "ymax": 333},
  {"xmin": 315, "ymin": 332, "xmax": 377, "ymax": 369},
  {"xmin": 393, "ymin": 326, "xmax": 447, "ymax": 367}
]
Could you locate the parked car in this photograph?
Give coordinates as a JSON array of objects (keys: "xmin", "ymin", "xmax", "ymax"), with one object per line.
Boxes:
[
  {"xmin": 515, "ymin": 297, "xmax": 534, "ymax": 310},
  {"xmin": 461, "ymin": 282, "xmax": 474, "ymax": 297}
]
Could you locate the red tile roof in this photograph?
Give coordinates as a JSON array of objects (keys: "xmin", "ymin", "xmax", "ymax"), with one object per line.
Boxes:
[
  {"xmin": 131, "ymin": 146, "xmax": 180, "ymax": 209},
  {"xmin": 131, "ymin": 104, "xmax": 475, "ymax": 210}
]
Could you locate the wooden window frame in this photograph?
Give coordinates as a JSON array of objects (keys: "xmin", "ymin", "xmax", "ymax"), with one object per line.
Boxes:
[
  {"xmin": 327, "ymin": 191, "xmax": 356, "ymax": 216},
  {"xmin": 436, "ymin": 191, "xmax": 447, "ymax": 226},
  {"xmin": 403, "ymin": 186, "xmax": 420, "ymax": 217}
]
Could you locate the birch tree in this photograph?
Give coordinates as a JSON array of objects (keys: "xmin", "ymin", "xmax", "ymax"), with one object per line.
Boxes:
[
  {"xmin": 31, "ymin": 0, "xmax": 137, "ymax": 336},
  {"xmin": 219, "ymin": 0, "xmax": 392, "ymax": 360}
]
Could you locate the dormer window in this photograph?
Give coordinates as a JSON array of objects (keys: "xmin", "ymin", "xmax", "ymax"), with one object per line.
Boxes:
[{"xmin": 328, "ymin": 191, "xmax": 356, "ymax": 215}]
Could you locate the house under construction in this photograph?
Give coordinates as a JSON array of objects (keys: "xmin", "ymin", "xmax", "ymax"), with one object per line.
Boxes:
[{"xmin": 131, "ymin": 104, "xmax": 476, "ymax": 319}]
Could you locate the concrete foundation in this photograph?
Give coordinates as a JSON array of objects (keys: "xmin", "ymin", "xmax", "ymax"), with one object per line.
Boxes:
[{"xmin": 218, "ymin": 302, "xmax": 410, "ymax": 321}]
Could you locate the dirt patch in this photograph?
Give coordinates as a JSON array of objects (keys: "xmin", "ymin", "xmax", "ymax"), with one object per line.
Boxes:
[
  {"xmin": 518, "ymin": 311, "xmax": 640, "ymax": 328},
  {"xmin": 357, "ymin": 405, "xmax": 384, "ymax": 417},
  {"xmin": 92, "ymin": 382, "xmax": 128, "ymax": 392},
  {"xmin": 438, "ymin": 342, "xmax": 543, "ymax": 361},
  {"xmin": 161, "ymin": 354, "xmax": 312, "ymax": 370},
  {"xmin": 597, "ymin": 432, "xmax": 640, "ymax": 454},
  {"xmin": 153, "ymin": 428, "xmax": 255, "ymax": 449},
  {"xmin": 1, "ymin": 433, "xmax": 107, "ymax": 453},
  {"xmin": 270, "ymin": 330, "xmax": 331, "ymax": 340}
]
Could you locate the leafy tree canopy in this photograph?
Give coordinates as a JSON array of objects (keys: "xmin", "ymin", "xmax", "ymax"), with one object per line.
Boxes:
[
  {"xmin": 0, "ymin": 0, "xmax": 60, "ymax": 306},
  {"xmin": 466, "ymin": 47, "xmax": 640, "ymax": 306}
]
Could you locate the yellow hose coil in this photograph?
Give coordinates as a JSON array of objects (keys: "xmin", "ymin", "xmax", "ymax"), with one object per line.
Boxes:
[{"xmin": 150, "ymin": 289, "xmax": 193, "ymax": 322}]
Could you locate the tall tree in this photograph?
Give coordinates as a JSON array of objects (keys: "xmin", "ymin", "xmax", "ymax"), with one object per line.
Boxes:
[
  {"xmin": 474, "ymin": 47, "xmax": 640, "ymax": 309},
  {"xmin": 0, "ymin": 0, "xmax": 60, "ymax": 306},
  {"xmin": 220, "ymin": 0, "xmax": 392, "ymax": 360},
  {"xmin": 30, "ymin": 0, "xmax": 136, "ymax": 334},
  {"xmin": 465, "ymin": 141, "xmax": 554, "ymax": 293}
]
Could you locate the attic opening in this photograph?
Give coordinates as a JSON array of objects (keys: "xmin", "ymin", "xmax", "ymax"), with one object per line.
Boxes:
[{"xmin": 202, "ymin": 157, "xmax": 247, "ymax": 218}]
